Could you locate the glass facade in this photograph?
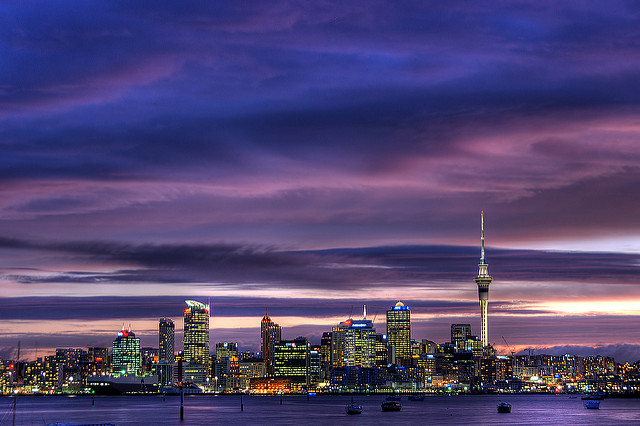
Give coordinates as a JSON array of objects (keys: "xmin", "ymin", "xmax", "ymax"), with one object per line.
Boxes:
[
  {"xmin": 386, "ymin": 301, "xmax": 411, "ymax": 364},
  {"xmin": 112, "ymin": 328, "xmax": 141, "ymax": 375},
  {"xmin": 273, "ymin": 337, "xmax": 309, "ymax": 389}
]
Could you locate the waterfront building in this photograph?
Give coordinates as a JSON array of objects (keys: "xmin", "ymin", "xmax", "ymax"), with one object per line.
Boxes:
[
  {"xmin": 474, "ymin": 211, "xmax": 493, "ymax": 347},
  {"xmin": 214, "ymin": 342, "xmax": 239, "ymax": 391},
  {"xmin": 112, "ymin": 326, "xmax": 141, "ymax": 375},
  {"xmin": 274, "ymin": 337, "xmax": 310, "ymax": 389},
  {"xmin": 386, "ymin": 301, "xmax": 411, "ymax": 365},
  {"xmin": 157, "ymin": 318, "xmax": 175, "ymax": 385},
  {"xmin": 159, "ymin": 318, "xmax": 175, "ymax": 364},
  {"xmin": 260, "ymin": 312, "xmax": 282, "ymax": 376},
  {"xmin": 309, "ymin": 346, "xmax": 321, "ymax": 385},
  {"xmin": 239, "ymin": 358, "xmax": 267, "ymax": 379},
  {"xmin": 87, "ymin": 347, "xmax": 108, "ymax": 374},
  {"xmin": 183, "ymin": 300, "xmax": 210, "ymax": 383}
]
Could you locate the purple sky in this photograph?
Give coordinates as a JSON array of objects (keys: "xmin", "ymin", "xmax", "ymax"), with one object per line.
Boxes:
[{"xmin": 1, "ymin": 1, "xmax": 640, "ymax": 362}]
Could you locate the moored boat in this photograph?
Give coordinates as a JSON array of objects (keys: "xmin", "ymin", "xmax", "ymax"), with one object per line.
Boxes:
[
  {"xmin": 381, "ymin": 401, "xmax": 402, "ymax": 412},
  {"xmin": 346, "ymin": 403, "xmax": 363, "ymax": 415},
  {"xmin": 584, "ymin": 400, "xmax": 600, "ymax": 409},
  {"xmin": 346, "ymin": 397, "xmax": 363, "ymax": 415},
  {"xmin": 497, "ymin": 402, "xmax": 511, "ymax": 413}
]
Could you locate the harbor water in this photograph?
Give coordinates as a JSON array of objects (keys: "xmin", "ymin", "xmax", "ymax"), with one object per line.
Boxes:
[{"xmin": 2, "ymin": 394, "xmax": 640, "ymax": 425}]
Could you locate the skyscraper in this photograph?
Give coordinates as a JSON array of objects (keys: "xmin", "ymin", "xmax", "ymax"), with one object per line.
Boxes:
[
  {"xmin": 157, "ymin": 318, "xmax": 175, "ymax": 386},
  {"xmin": 474, "ymin": 211, "xmax": 493, "ymax": 347},
  {"xmin": 332, "ymin": 311, "xmax": 378, "ymax": 368},
  {"xmin": 260, "ymin": 312, "xmax": 281, "ymax": 376},
  {"xmin": 183, "ymin": 300, "xmax": 210, "ymax": 383},
  {"xmin": 159, "ymin": 318, "xmax": 175, "ymax": 364},
  {"xmin": 386, "ymin": 301, "xmax": 411, "ymax": 365},
  {"xmin": 112, "ymin": 326, "xmax": 141, "ymax": 375},
  {"xmin": 273, "ymin": 337, "xmax": 310, "ymax": 390}
]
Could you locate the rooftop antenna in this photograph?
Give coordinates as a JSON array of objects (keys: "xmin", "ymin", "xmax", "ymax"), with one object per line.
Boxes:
[{"xmin": 363, "ymin": 305, "xmax": 367, "ymax": 320}]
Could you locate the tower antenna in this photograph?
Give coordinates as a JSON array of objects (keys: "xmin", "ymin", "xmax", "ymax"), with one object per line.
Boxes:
[{"xmin": 481, "ymin": 210, "xmax": 485, "ymax": 264}]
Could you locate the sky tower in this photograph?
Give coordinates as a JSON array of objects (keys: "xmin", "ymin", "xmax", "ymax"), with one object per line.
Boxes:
[{"xmin": 474, "ymin": 211, "xmax": 492, "ymax": 347}]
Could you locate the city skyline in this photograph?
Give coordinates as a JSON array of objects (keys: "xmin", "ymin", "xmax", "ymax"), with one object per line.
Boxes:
[{"xmin": 1, "ymin": 2, "xmax": 640, "ymax": 363}]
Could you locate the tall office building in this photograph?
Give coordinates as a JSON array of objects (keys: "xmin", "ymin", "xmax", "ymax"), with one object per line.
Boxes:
[
  {"xmin": 474, "ymin": 212, "xmax": 493, "ymax": 347},
  {"xmin": 157, "ymin": 318, "xmax": 175, "ymax": 386},
  {"xmin": 331, "ymin": 308, "xmax": 378, "ymax": 368},
  {"xmin": 386, "ymin": 301, "xmax": 411, "ymax": 365},
  {"xmin": 260, "ymin": 312, "xmax": 281, "ymax": 376},
  {"xmin": 159, "ymin": 318, "xmax": 175, "ymax": 364},
  {"xmin": 112, "ymin": 326, "xmax": 141, "ymax": 375},
  {"xmin": 214, "ymin": 342, "xmax": 239, "ymax": 391},
  {"xmin": 273, "ymin": 337, "xmax": 309, "ymax": 389},
  {"xmin": 183, "ymin": 300, "xmax": 210, "ymax": 383},
  {"xmin": 451, "ymin": 324, "xmax": 472, "ymax": 347},
  {"xmin": 319, "ymin": 332, "xmax": 332, "ymax": 375}
]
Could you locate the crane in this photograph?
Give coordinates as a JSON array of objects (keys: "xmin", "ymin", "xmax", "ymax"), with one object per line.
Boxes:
[{"xmin": 501, "ymin": 336, "xmax": 515, "ymax": 356}]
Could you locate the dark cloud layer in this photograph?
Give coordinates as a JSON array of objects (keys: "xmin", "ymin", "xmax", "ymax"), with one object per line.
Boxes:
[{"xmin": 2, "ymin": 238, "xmax": 639, "ymax": 292}]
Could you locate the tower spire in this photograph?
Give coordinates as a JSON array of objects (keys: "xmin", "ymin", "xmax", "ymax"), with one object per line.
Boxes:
[{"xmin": 480, "ymin": 210, "xmax": 485, "ymax": 264}]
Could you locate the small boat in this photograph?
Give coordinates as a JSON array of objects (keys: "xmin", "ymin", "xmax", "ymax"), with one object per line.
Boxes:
[
  {"xmin": 346, "ymin": 397, "xmax": 362, "ymax": 415},
  {"xmin": 497, "ymin": 402, "xmax": 511, "ymax": 413},
  {"xmin": 407, "ymin": 394, "xmax": 425, "ymax": 401},
  {"xmin": 386, "ymin": 394, "xmax": 402, "ymax": 401},
  {"xmin": 346, "ymin": 402, "xmax": 363, "ymax": 415},
  {"xmin": 381, "ymin": 401, "xmax": 402, "ymax": 412},
  {"xmin": 584, "ymin": 400, "xmax": 600, "ymax": 409}
]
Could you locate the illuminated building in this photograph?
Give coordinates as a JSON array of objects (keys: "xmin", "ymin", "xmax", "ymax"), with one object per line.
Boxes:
[
  {"xmin": 474, "ymin": 211, "xmax": 493, "ymax": 347},
  {"xmin": 159, "ymin": 318, "xmax": 175, "ymax": 364},
  {"xmin": 112, "ymin": 326, "xmax": 141, "ymax": 375},
  {"xmin": 260, "ymin": 312, "xmax": 281, "ymax": 376},
  {"xmin": 214, "ymin": 342, "xmax": 239, "ymax": 391},
  {"xmin": 183, "ymin": 300, "xmax": 210, "ymax": 383},
  {"xmin": 331, "ymin": 324, "xmax": 345, "ymax": 368},
  {"xmin": 451, "ymin": 324, "xmax": 472, "ymax": 348},
  {"xmin": 386, "ymin": 301, "xmax": 411, "ymax": 365},
  {"xmin": 375, "ymin": 334, "xmax": 388, "ymax": 367},
  {"xmin": 157, "ymin": 318, "xmax": 175, "ymax": 385},
  {"xmin": 239, "ymin": 359, "xmax": 267, "ymax": 379},
  {"xmin": 309, "ymin": 346, "xmax": 321, "ymax": 385},
  {"xmin": 319, "ymin": 332, "xmax": 332, "ymax": 376},
  {"xmin": 332, "ymin": 308, "xmax": 378, "ymax": 368},
  {"xmin": 250, "ymin": 377, "xmax": 290, "ymax": 393},
  {"xmin": 273, "ymin": 337, "xmax": 310, "ymax": 389}
]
